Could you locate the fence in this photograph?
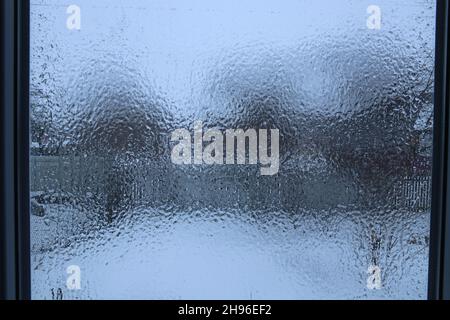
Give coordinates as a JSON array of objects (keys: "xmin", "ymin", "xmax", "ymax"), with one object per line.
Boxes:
[{"xmin": 30, "ymin": 156, "xmax": 433, "ymax": 212}]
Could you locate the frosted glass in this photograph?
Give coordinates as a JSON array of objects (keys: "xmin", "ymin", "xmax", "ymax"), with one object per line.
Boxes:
[{"xmin": 30, "ymin": 0, "xmax": 436, "ymax": 299}]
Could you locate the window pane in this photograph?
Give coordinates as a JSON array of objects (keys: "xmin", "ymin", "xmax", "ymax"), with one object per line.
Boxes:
[{"xmin": 30, "ymin": 0, "xmax": 436, "ymax": 299}]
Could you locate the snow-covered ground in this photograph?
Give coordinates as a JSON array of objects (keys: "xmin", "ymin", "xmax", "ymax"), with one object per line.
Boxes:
[{"xmin": 31, "ymin": 205, "xmax": 429, "ymax": 300}]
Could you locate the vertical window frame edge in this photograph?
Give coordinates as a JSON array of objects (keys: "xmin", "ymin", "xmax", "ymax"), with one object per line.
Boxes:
[
  {"xmin": 16, "ymin": 0, "xmax": 31, "ymax": 301},
  {"xmin": 429, "ymin": 0, "xmax": 450, "ymax": 301},
  {"xmin": 0, "ymin": 0, "xmax": 30, "ymax": 300}
]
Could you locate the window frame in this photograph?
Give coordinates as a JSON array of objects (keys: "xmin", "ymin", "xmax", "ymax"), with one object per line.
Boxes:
[
  {"xmin": 0, "ymin": 0, "xmax": 448, "ymax": 300},
  {"xmin": 0, "ymin": 0, "xmax": 30, "ymax": 300},
  {"xmin": 429, "ymin": 0, "xmax": 450, "ymax": 301}
]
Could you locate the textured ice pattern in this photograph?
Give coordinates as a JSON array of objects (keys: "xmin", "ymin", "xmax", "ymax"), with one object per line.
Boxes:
[{"xmin": 30, "ymin": 0, "xmax": 436, "ymax": 299}]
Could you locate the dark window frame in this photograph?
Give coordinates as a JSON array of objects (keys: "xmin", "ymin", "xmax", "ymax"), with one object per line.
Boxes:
[
  {"xmin": 1, "ymin": 0, "xmax": 30, "ymax": 300},
  {"xmin": 429, "ymin": 0, "xmax": 450, "ymax": 301},
  {"xmin": 0, "ymin": 0, "xmax": 448, "ymax": 300}
]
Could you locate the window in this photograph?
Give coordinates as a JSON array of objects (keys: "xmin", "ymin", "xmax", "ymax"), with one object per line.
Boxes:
[{"xmin": 1, "ymin": 0, "xmax": 449, "ymax": 300}]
